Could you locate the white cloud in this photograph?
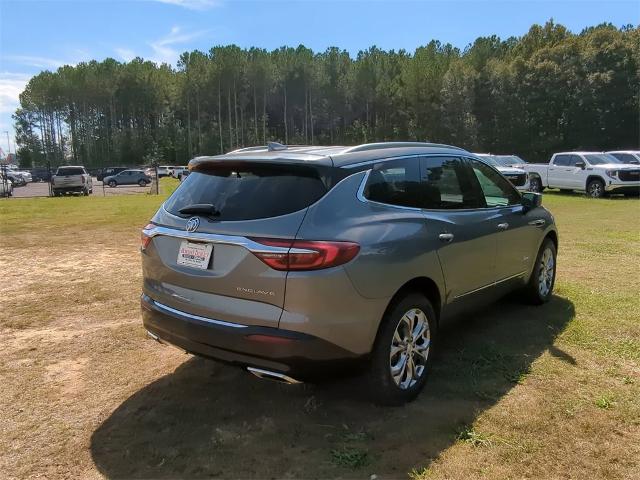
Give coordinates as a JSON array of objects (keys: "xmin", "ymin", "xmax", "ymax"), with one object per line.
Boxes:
[
  {"xmin": 153, "ymin": 0, "xmax": 222, "ymax": 10},
  {"xmin": 0, "ymin": 73, "xmax": 30, "ymax": 147},
  {"xmin": 149, "ymin": 26, "xmax": 210, "ymax": 65},
  {"xmin": 0, "ymin": 72, "xmax": 29, "ymax": 114},
  {"xmin": 115, "ymin": 48, "xmax": 137, "ymax": 62},
  {"xmin": 4, "ymin": 55, "xmax": 66, "ymax": 70}
]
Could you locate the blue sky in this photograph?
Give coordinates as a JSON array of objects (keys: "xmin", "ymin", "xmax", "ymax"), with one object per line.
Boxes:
[{"xmin": 0, "ymin": 0, "xmax": 638, "ymax": 150}]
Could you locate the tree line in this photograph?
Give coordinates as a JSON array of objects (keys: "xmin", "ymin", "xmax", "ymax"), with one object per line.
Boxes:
[{"xmin": 14, "ymin": 21, "xmax": 639, "ymax": 168}]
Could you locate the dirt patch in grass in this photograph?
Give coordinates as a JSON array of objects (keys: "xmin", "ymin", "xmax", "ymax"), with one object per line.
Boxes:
[{"xmin": 1, "ymin": 191, "xmax": 639, "ymax": 479}]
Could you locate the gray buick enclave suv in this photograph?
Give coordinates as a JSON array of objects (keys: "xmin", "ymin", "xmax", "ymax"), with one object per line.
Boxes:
[{"xmin": 141, "ymin": 142, "xmax": 558, "ymax": 404}]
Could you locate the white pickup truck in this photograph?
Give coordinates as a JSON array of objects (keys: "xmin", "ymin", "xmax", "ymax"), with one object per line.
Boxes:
[
  {"xmin": 525, "ymin": 152, "xmax": 640, "ymax": 198},
  {"xmin": 51, "ymin": 166, "xmax": 93, "ymax": 196}
]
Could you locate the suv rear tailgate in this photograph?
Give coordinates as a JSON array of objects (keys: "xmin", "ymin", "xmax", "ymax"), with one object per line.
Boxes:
[{"xmin": 142, "ymin": 162, "xmax": 330, "ymax": 328}]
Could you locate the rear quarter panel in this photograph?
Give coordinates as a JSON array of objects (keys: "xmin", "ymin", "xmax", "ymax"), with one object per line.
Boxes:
[{"xmin": 288, "ymin": 171, "xmax": 446, "ymax": 354}]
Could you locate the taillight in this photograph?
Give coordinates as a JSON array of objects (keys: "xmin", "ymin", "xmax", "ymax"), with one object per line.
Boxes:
[
  {"xmin": 248, "ymin": 238, "xmax": 360, "ymax": 271},
  {"xmin": 141, "ymin": 223, "xmax": 154, "ymax": 250}
]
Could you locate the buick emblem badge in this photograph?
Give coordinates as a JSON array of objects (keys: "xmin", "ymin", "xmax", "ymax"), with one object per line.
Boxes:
[{"xmin": 186, "ymin": 217, "xmax": 200, "ymax": 232}]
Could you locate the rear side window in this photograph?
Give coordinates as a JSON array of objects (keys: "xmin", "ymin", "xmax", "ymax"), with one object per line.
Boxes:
[
  {"xmin": 420, "ymin": 156, "xmax": 482, "ymax": 209},
  {"xmin": 553, "ymin": 155, "xmax": 570, "ymax": 166},
  {"xmin": 164, "ymin": 164, "xmax": 328, "ymax": 221},
  {"xmin": 363, "ymin": 158, "xmax": 422, "ymax": 208},
  {"xmin": 56, "ymin": 167, "xmax": 85, "ymax": 175}
]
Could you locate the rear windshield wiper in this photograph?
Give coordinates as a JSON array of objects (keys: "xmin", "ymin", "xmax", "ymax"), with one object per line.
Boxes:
[{"xmin": 178, "ymin": 203, "xmax": 221, "ymax": 218}]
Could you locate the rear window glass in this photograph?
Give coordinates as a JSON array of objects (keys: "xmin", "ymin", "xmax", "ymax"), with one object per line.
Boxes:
[
  {"xmin": 164, "ymin": 164, "xmax": 328, "ymax": 221},
  {"xmin": 56, "ymin": 167, "xmax": 85, "ymax": 175}
]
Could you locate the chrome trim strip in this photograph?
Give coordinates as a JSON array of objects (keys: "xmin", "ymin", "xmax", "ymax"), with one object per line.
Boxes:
[
  {"xmin": 145, "ymin": 225, "xmax": 291, "ymax": 254},
  {"xmin": 356, "ymin": 168, "xmax": 524, "ymax": 214},
  {"xmin": 453, "ymin": 271, "xmax": 527, "ymax": 300},
  {"xmin": 151, "ymin": 299, "xmax": 248, "ymax": 329}
]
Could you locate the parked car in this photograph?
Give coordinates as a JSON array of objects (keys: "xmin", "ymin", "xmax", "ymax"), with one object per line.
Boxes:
[
  {"xmin": 170, "ymin": 166, "xmax": 188, "ymax": 179},
  {"xmin": 178, "ymin": 169, "xmax": 190, "ymax": 181},
  {"xmin": 606, "ymin": 150, "xmax": 640, "ymax": 165},
  {"xmin": 104, "ymin": 169, "xmax": 152, "ymax": 187},
  {"xmin": 15, "ymin": 170, "xmax": 32, "ymax": 183},
  {"xmin": 5, "ymin": 171, "xmax": 26, "ymax": 187},
  {"xmin": 525, "ymin": 152, "xmax": 640, "ymax": 198},
  {"xmin": 30, "ymin": 167, "xmax": 52, "ymax": 182},
  {"xmin": 0, "ymin": 175, "xmax": 13, "ymax": 197},
  {"xmin": 97, "ymin": 167, "xmax": 128, "ymax": 182},
  {"xmin": 140, "ymin": 142, "xmax": 558, "ymax": 405},
  {"xmin": 157, "ymin": 166, "xmax": 173, "ymax": 178},
  {"xmin": 474, "ymin": 154, "xmax": 530, "ymax": 191},
  {"xmin": 51, "ymin": 166, "xmax": 93, "ymax": 196}
]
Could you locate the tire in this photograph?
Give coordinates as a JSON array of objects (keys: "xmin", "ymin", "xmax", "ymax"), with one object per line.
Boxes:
[
  {"xmin": 368, "ymin": 293, "xmax": 437, "ymax": 405},
  {"xmin": 138, "ymin": 179, "xmax": 147, "ymax": 187},
  {"xmin": 529, "ymin": 176, "xmax": 544, "ymax": 193},
  {"xmin": 522, "ymin": 238, "xmax": 557, "ymax": 305},
  {"xmin": 586, "ymin": 178, "xmax": 605, "ymax": 198},
  {"xmin": 108, "ymin": 180, "xmax": 117, "ymax": 188}
]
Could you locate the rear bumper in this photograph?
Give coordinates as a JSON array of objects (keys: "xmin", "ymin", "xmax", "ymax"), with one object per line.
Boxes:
[
  {"xmin": 53, "ymin": 185, "xmax": 85, "ymax": 192},
  {"xmin": 141, "ymin": 294, "xmax": 366, "ymax": 379}
]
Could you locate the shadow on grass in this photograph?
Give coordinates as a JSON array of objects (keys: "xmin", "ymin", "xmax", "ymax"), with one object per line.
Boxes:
[{"xmin": 91, "ymin": 295, "xmax": 574, "ymax": 478}]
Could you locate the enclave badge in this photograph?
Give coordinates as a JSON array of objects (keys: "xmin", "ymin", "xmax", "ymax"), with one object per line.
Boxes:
[{"xmin": 186, "ymin": 217, "xmax": 200, "ymax": 232}]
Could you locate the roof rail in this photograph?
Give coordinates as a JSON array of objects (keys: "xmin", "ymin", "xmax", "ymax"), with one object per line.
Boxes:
[
  {"xmin": 267, "ymin": 142, "xmax": 288, "ymax": 151},
  {"xmin": 229, "ymin": 143, "xmax": 289, "ymax": 153},
  {"xmin": 228, "ymin": 146, "xmax": 270, "ymax": 154},
  {"xmin": 341, "ymin": 142, "xmax": 465, "ymax": 154}
]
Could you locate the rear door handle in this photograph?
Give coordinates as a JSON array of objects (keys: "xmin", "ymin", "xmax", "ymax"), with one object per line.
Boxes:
[
  {"xmin": 497, "ymin": 223, "xmax": 509, "ymax": 231},
  {"xmin": 438, "ymin": 233, "xmax": 454, "ymax": 243}
]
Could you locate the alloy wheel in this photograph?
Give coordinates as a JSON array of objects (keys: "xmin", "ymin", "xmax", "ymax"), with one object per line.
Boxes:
[
  {"xmin": 530, "ymin": 178, "xmax": 541, "ymax": 192},
  {"xmin": 588, "ymin": 182, "xmax": 602, "ymax": 198},
  {"xmin": 390, "ymin": 308, "xmax": 430, "ymax": 390},
  {"xmin": 538, "ymin": 247, "xmax": 555, "ymax": 297}
]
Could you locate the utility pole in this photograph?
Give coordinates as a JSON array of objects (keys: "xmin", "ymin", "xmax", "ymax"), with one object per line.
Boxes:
[{"xmin": 3, "ymin": 131, "xmax": 10, "ymax": 160}]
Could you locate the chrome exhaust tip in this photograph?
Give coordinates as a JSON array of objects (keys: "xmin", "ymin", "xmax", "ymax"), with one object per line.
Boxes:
[
  {"xmin": 146, "ymin": 330, "xmax": 188, "ymax": 354},
  {"xmin": 247, "ymin": 367, "xmax": 302, "ymax": 385},
  {"xmin": 147, "ymin": 330, "xmax": 162, "ymax": 343}
]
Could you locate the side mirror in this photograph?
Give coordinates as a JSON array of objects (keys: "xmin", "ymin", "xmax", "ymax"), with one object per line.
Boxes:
[
  {"xmin": 522, "ymin": 192, "xmax": 542, "ymax": 212},
  {"xmin": 575, "ymin": 160, "xmax": 586, "ymax": 169}
]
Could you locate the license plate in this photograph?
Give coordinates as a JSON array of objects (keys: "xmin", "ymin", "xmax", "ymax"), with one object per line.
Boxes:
[{"xmin": 177, "ymin": 241, "xmax": 213, "ymax": 270}]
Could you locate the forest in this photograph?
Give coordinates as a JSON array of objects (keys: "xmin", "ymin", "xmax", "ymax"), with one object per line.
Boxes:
[{"xmin": 13, "ymin": 21, "xmax": 639, "ymax": 168}]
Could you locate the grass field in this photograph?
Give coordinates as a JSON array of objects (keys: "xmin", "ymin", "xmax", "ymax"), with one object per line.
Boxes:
[{"xmin": 0, "ymin": 183, "xmax": 639, "ymax": 479}]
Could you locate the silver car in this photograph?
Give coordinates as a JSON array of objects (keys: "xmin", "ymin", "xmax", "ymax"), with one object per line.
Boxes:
[
  {"xmin": 141, "ymin": 142, "xmax": 558, "ymax": 404},
  {"xmin": 104, "ymin": 169, "xmax": 151, "ymax": 187}
]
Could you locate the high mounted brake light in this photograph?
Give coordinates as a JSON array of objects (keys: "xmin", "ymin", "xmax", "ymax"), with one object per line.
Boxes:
[{"xmin": 248, "ymin": 238, "xmax": 360, "ymax": 271}]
